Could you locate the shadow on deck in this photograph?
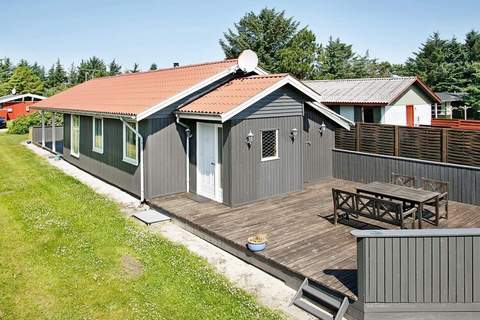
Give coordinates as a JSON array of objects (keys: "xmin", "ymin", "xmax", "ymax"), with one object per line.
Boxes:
[{"xmin": 149, "ymin": 178, "xmax": 480, "ymax": 301}]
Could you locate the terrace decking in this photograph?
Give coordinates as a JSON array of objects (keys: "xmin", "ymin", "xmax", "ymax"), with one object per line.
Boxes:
[{"xmin": 149, "ymin": 178, "xmax": 480, "ymax": 301}]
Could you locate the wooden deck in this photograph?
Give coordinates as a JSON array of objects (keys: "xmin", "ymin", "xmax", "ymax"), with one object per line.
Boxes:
[{"xmin": 149, "ymin": 178, "xmax": 480, "ymax": 300}]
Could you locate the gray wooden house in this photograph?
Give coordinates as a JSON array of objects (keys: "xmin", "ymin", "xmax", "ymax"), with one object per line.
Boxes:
[{"xmin": 33, "ymin": 51, "xmax": 352, "ymax": 206}]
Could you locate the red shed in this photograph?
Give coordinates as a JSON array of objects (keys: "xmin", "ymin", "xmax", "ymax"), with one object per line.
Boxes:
[{"xmin": 0, "ymin": 93, "xmax": 46, "ymax": 121}]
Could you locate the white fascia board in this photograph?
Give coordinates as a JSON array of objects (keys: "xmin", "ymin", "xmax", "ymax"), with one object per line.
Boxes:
[
  {"xmin": 176, "ymin": 112, "xmax": 222, "ymax": 122},
  {"xmin": 0, "ymin": 93, "xmax": 46, "ymax": 104},
  {"xmin": 136, "ymin": 65, "xmax": 239, "ymax": 121},
  {"xmin": 253, "ymin": 66, "xmax": 269, "ymax": 75},
  {"xmin": 221, "ymin": 75, "xmax": 349, "ymax": 125}
]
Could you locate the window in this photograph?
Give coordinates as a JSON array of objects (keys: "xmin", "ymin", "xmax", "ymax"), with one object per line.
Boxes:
[
  {"xmin": 261, "ymin": 129, "xmax": 278, "ymax": 161},
  {"xmin": 123, "ymin": 121, "xmax": 138, "ymax": 165},
  {"xmin": 71, "ymin": 114, "xmax": 80, "ymax": 158},
  {"xmin": 92, "ymin": 117, "xmax": 104, "ymax": 154}
]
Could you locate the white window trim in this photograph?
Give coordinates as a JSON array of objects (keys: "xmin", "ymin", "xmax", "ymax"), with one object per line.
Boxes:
[
  {"xmin": 92, "ymin": 116, "xmax": 104, "ymax": 154},
  {"xmin": 70, "ymin": 114, "xmax": 80, "ymax": 158},
  {"xmin": 261, "ymin": 129, "xmax": 279, "ymax": 162},
  {"xmin": 122, "ymin": 121, "xmax": 138, "ymax": 166}
]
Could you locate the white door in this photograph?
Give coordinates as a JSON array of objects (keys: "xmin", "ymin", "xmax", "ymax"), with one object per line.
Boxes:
[{"xmin": 197, "ymin": 123, "xmax": 222, "ymax": 201}]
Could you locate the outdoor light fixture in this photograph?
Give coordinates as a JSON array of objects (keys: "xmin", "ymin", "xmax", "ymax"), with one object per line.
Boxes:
[
  {"xmin": 290, "ymin": 128, "xmax": 298, "ymax": 141},
  {"xmin": 320, "ymin": 122, "xmax": 326, "ymax": 135},
  {"xmin": 246, "ymin": 130, "xmax": 255, "ymax": 146}
]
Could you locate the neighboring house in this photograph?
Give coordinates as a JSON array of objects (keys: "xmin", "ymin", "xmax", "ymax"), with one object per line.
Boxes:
[
  {"xmin": 32, "ymin": 52, "xmax": 351, "ymax": 206},
  {"xmin": 0, "ymin": 93, "xmax": 45, "ymax": 121},
  {"xmin": 435, "ymin": 92, "xmax": 468, "ymax": 119},
  {"xmin": 304, "ymin": 76, "xmax": 441, "ymax": 127}
]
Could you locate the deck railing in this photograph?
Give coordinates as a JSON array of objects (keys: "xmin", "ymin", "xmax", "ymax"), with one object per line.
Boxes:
[
  {"xmin": 335, "ymin": 123, "xmax": 480, "ymax": 167},
  {"xmin": 351, "ymin": 228, "xmax": 480, "ymax": 320}
]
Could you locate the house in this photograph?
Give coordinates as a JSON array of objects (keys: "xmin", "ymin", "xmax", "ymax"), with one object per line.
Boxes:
[
  {"xmin": 0, "ymin": 93, "xmax": 45, "ymax": 121},
  {"xmin": 435, "ymin": 92, "xmax": 469, "ymax": 119},
  {"xmin": 32, "ymin": 51, "xmax": 352, "ymax": 206},
  {"xmin": 304, "ymin": 76, "xmax": 441, "ymax": 126}
]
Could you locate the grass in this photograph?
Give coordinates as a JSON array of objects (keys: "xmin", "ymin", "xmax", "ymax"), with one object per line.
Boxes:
[{"xmin": 0, "ymin": 133, "xmax": 284, "ymax": 320}]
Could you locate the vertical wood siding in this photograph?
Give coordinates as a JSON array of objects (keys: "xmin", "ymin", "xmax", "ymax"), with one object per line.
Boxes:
[
  {"xmin": 357, "ymin": 235, "xmax": 480, "ymax": 305},
  {"xmin": 143, "ymin": 117, "xmax": 187, "ymax": 198},
  {"xmin": 333, "ymin": 149, "xmax": 480, "ymax": 205},
  {"xmin": 62, "ymin": 114, "xmax": 141, "ymax": 196},
  {"xmin": 229, "ymin": 116, "xmax": 303, "ymax": 206},
  {"xmin": 303, "ymin": 106, "xmax": 336, "ymax": 182}
]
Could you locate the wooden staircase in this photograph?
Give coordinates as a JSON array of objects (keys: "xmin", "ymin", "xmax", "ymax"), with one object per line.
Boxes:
[{"xmin": 292, "ymin": 278, "xmax": 349, "ymax": 320}]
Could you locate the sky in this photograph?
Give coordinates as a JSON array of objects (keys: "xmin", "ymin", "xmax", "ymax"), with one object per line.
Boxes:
[{"xmin": 2, "ymin": 0, "xmax": 479, "ymax": 71}]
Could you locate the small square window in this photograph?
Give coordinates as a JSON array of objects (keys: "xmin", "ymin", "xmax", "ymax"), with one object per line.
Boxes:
[{"xmin": 261, "ymin": 129, "xmax": 278, "ymax": 161}]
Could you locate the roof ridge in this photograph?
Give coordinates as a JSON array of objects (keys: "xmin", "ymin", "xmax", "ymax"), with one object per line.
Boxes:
[
  {"xmin": 305, "ymin": 76, "xmax": 416, "ymax": 82},
  {"xmin": 90, "ymin": 58, "xmax": 238, "ymax": 81}
]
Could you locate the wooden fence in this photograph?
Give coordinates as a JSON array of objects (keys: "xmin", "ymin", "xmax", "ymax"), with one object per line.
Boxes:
[
  {"xmin": 351, "ymin": 228, "xmax": 480, "ymax": 320},
  {"xmin": 432, "ymin": 118, "xmax": 480, "ymax": 131},
  {"xmin": 335, "ymin": 123, "xmax": 480, "ymax": 167}
]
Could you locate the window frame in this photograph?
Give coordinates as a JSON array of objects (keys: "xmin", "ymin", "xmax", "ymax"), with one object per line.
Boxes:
[
  {"xmin": 260, "ymin": 129, "xmax": 279, "ymax": 162},
  {"xmin": 70, "ymin": 114, "xmax": 80, "ymax": 158},
  {"xmin": 92, "ymin": 116, "xmax": 104, "ymax": 154},
  {"xmin": 122, "ymin": 121, "xmax": 138, "ymax": 166}
]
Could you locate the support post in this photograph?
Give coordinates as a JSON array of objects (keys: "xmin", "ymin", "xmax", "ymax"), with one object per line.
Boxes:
[
  {"xmin": 355, "ymin": 123, "xmax": 361, "ymax": 152},
  {"xmin": 52, "ymin": 112, "xmax": 56, "ymax": 153},
  {"xmin": 441, "ymin": 128, "xmax": 448, "ymax": 163},
  {"xmin": 434, "ymin": 103, "xmax": 438, "ymax": 118},
  {"xmin": 41, "ymin": 111, "xmax": 45, "ymax": 148},
  {"xmin": 394, "ymin": 126, "xmax": 400, "ymax": 156}
]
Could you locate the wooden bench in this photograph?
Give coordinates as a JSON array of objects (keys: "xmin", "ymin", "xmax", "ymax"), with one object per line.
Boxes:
[{"xmin": 332, "ymin": 189, "xmax": 417, "ymax": 229}]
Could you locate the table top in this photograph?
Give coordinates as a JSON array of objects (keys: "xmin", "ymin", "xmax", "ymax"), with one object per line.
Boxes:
[{"xmin": 357, "ymin": 181, "xmax": 440, "ymax": 203}]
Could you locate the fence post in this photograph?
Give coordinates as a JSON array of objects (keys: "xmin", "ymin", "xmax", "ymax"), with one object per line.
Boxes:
[
  {"xmin": 441, "ymin": 128, "xmax": 448, "ymax": 162},
  {"xmin": 356, "ymin": 123, "xmax": 361, "ymax": 152},
  {"xmin": 394, "ymin": 126, "xmax": 400, "ymax": 156}
]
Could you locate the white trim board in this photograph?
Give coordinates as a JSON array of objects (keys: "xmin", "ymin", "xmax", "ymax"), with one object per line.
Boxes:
[{"xmin": 220, "ymin": 75, "xmax": 353, "ymax": 129}]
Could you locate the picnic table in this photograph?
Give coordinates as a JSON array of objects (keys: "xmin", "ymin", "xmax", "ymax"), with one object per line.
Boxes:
[{"xmin": 356, "ymin": 181, "xmax": 441, "ymax": 229}]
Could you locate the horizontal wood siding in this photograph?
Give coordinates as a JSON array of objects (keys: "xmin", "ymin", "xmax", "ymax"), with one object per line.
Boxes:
[
  {"xmin": 357, "ymin": 234, "xmax": 480, "ymax": 318},
  {"xmin": 333, "ymin": 149, "xmax": 480, "ymax": 205},
  {"xmin": 63, "ymin": 114, "xmax": 141, "ymax": 196},
  {"xmin": 232, "ymin": 85, "xmax": 304, "ymax": 119},
  {"xmin": 229, "ymin": 116, "xmax": 303, "ymax": 206},
  {"xmin": 143, "ymin": 117, "xmax": 187, "ymax": 198},
  {"xmin": 303, "ymin": 105, "xmax": 336, "ymax": 182}
]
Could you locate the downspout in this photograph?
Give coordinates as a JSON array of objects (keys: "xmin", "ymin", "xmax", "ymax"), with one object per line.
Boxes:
[
  {"xmin": 120, "ymin": 117, "xmax": 145, "ymax": 203},
  {"xmin": 176, "ymin": 114, "xmax": 191, "ymax": 193}
]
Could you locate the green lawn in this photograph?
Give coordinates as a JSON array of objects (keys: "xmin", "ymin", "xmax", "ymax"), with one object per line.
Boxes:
[{"xmin": 0, "ymin": 133, "xmax": 284, "ymax": 320}]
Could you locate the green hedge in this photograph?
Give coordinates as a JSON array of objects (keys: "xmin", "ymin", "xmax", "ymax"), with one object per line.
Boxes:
[{"xmin": 8, "ymin": 112, "xmax": 63, "ymax": 135}]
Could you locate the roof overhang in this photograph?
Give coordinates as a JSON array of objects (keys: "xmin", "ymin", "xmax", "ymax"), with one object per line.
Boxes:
[
  {"xmin": 29, "ymin": 106, "xmax": 136, "ymax": 120},
  {"xmin": 177, "ymin": 75, "xmax": 354, "ymax": 129},
  {"xmin": 135, "ymin": 65, "xmax": 268, "ymax": 121},
  {"xmin": 0, "ymin": 93, "xmax": 46, "ymax": 104}
]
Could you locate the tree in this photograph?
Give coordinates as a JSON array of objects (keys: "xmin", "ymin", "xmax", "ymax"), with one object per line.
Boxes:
[
  {"xmin": 68, "ymin": 63, "xmax": 78, "ymax": 85},
  {"xmin": 150, "ymin": 63, "xmax": 158, "ymax": 70},
  {"xmin": 129, "ymin": 63, "xmax": 140, "ymax": 73},
  {"xmin": 219, "ymin": 8, "xmax": 301, "ymax": 72},
  {"xmin": 464, "ymin": 62, "xmax": 480, "ymax": 117},
  {"xmin": 108, "ymin": 59, "xmax": 122, "ymax": 76},
  {"xmin": 465, "ymin": 30, "xmax": 480, "ymax": 62},
  {"xmin": 277, "ymin": 28, "xmax": 319, "ymax": 79},
  {"xmin": 0, "ymin": 58, "xmax": 13, "ymax": 83},
  {"xmin": 77, "ymin": 56, "xmax": 107, "ymax": 83},
  {"xmin": 0, "ymin": 66, "xmax": 44, "ymax": 95},
  {"xmin": 317, "ymin": 37, "xmax": 355, "ymax": 79},
  {"xmin": 46, "ymin": 59, "xmax": 67, "ymax": 89}
]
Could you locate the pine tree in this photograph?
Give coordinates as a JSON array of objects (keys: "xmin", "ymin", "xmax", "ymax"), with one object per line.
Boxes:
[
  {"xmin": 150, "ymin": 63, "xmax": 158, "ymax": 70},
  {"xmin": 46, "ymin": 59, "xmax": 67, "ymax": 89},
  {"xmin": 317, "ymin": 37, "xmax": 355, "ymax": 79},
  {"xmin": 0, "ymin": 58, "xmax": 13, "ymax": 84},
  {"xmin": 77, "ymin": 57, "xmax": 107, "ymax": 83},
  {"xmin": 108, "ymin": 59, "xmax": 122, "ymax": 76},
  {"xmin": 219, "ymin": 8, "xmax": 301, "ymax": 72},
  {"xmin": 129, "ymin": 63, "xmax": 140, "ymax": 73},
  {"xmin": 68, "ymin": 63, "xmax": 78, "ymax": 85}
]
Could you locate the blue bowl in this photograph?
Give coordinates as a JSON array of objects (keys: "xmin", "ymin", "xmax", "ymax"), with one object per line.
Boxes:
[{"xmin": 247, "ymin": 242, "xmax": 266, "ymax": 252}]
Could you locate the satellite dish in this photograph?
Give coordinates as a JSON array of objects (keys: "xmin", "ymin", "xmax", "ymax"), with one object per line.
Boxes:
[{"xmin": 238, "ymin": 50, "xmax": 258, "ymax": 73}]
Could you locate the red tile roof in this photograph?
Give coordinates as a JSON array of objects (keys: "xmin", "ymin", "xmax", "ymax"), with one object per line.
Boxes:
[
  {"xmin": 179, "ymin": 74, "xmax": 288, "ymax": 115},
  {"xmin": 33, "ymin": 59, "xmax": 238, "ymax": 116}
]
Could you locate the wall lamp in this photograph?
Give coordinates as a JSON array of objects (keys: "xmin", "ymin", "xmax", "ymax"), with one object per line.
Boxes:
[
  {"xmin": 319, "ymin": 122, "xmax": 326, "ymax": 136},
  {"xmin": 290, "ymin": 128, "xmax": 298, "ymax": 141},
  {"xmin": 245, "ymin": 130, "xmax": 255, "ymax": 146}
]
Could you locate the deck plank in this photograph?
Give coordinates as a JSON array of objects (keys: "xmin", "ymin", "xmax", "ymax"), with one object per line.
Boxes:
[{"xmin": 149, "ymin": 178, "xmax": 480, "ymax": 300}]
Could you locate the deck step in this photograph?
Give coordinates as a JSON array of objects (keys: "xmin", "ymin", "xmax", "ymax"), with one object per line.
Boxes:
[{"xmin": 292, "ymin": 278, "xmax": 349, "ymax": 320}]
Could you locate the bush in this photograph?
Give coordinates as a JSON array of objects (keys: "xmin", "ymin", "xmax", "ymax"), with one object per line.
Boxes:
[{"xmin": 8, "ymin": 112, "xmax": 64, "ymax": 134}]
